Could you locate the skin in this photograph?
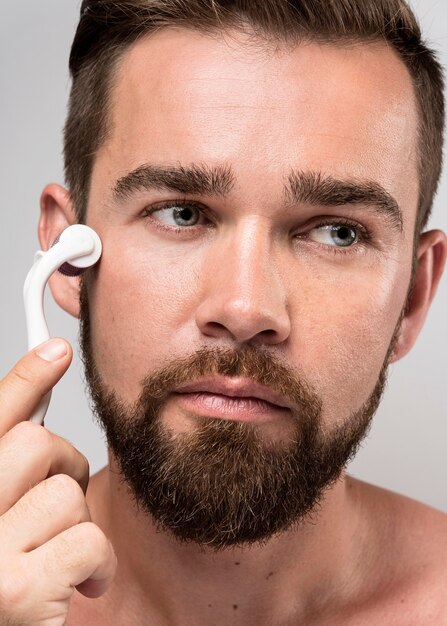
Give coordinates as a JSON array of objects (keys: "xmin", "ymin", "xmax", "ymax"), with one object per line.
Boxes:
[{"xmin": 38, "ymin": 29, "xmax": 447, "ymax": 625}]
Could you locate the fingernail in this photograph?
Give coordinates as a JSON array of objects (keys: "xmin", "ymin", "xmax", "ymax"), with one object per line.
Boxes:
[{"xmin": 36, "ymin": 338, "xmax": 68, "ymax": 362}]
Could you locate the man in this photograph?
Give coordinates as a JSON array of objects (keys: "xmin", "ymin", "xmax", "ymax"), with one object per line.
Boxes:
[{"xmin": 0, "ymin": 0, "xmax": 446, "ymax": 624}]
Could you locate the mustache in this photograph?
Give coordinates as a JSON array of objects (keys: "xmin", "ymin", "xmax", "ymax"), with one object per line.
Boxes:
[{"xmin": 135, "ymin": 344, "xmax": 322, "ymax": 421}]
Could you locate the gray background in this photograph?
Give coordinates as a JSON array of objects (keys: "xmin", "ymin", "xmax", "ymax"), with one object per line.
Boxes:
[{"xmin": 0, "ymin": 1, "xmax": 446, "ymax": 510}]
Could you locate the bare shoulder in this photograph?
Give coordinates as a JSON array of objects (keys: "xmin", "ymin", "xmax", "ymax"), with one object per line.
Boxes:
[
  {"xmin": 347, "ymin": 476, "xmax": 447, "ymax": 622},
  {"xmin": 350, "ymin": 476, "xmax": 447, "ymax": 548}
]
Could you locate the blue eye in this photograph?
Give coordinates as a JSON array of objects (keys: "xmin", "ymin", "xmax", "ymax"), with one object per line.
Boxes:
[
  {"xmin": 150, "ymin": 204, "xmax": 204, "ymax": 227},
  {"xmin": 309, "ymin": 224, "xmax": 358, "ymax": 247}
]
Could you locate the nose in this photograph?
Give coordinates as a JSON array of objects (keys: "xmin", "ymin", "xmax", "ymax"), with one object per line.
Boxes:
[{"xmin": 195, "ymin": 219, "xmax": 291, "ymax": 346}]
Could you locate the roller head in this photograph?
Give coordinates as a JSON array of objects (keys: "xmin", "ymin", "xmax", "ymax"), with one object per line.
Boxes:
[
  {"xmin": 50, "ymin": 235, "xmax": 84, "ymax": 276},
  {"xmin": 51, "ymin": 225, "xmax": 102, "ymax": 275}
]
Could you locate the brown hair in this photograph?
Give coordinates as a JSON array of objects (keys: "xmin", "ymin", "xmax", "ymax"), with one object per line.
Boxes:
[{"xmin": 65, "ymin": 0, "xmax": 445, "ymax": 234}]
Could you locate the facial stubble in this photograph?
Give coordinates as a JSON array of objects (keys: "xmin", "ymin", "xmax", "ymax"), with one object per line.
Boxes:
[{"xmin": 79, "ymin": 278, "xmax": 398, "ymax": 550}]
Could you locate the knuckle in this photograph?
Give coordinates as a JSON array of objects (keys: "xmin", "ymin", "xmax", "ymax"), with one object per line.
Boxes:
[
  {"xmin": 53, "ymin": 523, "xmax": 109, "ymax": 574},
  {"xmin": 52, "ymin": 434, "xmax": 90, "ymax": 482},
  {"xmin": 63, "ymin": 438, "xmax": 90, "ymax": 476},
  {"xmin": 43, "ymin": 473, "xmax": 85, "ymax": 506},
  {"xmin": 79, "ymin": 522, "xmax": 110, "ymax": 558},
  {"xmin": 9, "ymin": 420, "xmax": 50, "ymax": 448}
]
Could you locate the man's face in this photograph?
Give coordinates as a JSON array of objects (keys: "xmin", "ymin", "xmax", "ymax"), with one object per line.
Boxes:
[{"xmin": 80, "ymin": 29, "xmax": 418, "ymax": 546}]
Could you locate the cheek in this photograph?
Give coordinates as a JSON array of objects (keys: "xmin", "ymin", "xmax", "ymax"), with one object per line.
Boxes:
[
  {"xmin": 87, "ymin": 236, "xmax": 200, "ymax": 401},
  {"xmin": 289, "ymin": 258, "xmax": 410, "ymax": 423}
]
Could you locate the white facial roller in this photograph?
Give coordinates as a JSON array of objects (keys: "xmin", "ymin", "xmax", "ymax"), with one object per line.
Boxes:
[{"xmin": 23, "ymin": 225, "xmax": 102, "ymax": 425}]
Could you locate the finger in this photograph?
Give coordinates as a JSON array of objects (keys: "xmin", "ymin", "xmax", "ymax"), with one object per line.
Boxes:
[
  {"xmin": 0, "ymin": 474, "xmax": 91, "ymax": 554},
  {"xmin": 27, "ymin": 521, "xmax": 117, "ymax": 600},
  {"xmin": 0, "ymin": 338, "xmax": 72, "ymax": 436},
  {"xmin": 0, "ymin": 422, "xmax": 90, "ymax": 516}
]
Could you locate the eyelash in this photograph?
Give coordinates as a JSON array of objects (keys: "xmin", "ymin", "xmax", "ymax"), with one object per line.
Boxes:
[
  {"xmin": 141, "ymin": 201, "xmax": 373, "ymax": 256},
  {"xmin": 297, "ymin": 218, "xmax": 372, "ymax": 257},
  {"xmin": 141, "ymin": 201, "xmax": 210, "ymax": 233}
]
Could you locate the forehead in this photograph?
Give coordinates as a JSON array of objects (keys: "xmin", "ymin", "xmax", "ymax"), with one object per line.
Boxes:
[{"xmin": 97, "ymin": 27, "xmax": 419, "ymax": 223}]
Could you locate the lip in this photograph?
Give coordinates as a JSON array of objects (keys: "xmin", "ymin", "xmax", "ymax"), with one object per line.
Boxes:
[{"xmin": 173, "ymin": 376, "xmax": 293, "ymax": 411}]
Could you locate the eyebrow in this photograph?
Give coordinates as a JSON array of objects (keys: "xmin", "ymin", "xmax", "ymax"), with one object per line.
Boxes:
[
  {"xmin": 112, "ymin": 163, "xmax": 403, "ymax": 233},
  {"xmin": 112, "ymin": 163, "xmax": 235, "ymax": 201},
  {"xmin": 286, "ymin": 170, "xmax": 403, "ymax": 232}
]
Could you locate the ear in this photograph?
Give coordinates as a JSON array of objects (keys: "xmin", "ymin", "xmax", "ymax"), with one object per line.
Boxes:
[
  {"xmin": 390, "ymin": 229, "xmax": 447, "ymax": 363},
  {"xmin": 38, "ymin": 183, "xmax": 81, "ymax": 318}
]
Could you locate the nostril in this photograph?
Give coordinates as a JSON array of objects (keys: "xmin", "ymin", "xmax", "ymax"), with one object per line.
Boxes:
[
  {"xmin": 202, "ymin": 321, "xmax": 230, "ymax": 336},
  {"xmin": 259, "ymin": 328, "xmax": 277, "ymax": 339}
]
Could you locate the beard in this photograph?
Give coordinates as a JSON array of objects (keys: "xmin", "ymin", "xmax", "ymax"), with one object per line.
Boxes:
[{"xmin": 79, "ymin": 278, "xmax": 399, "ymax": 550}]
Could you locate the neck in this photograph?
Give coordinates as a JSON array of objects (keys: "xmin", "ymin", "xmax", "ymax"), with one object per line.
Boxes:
[{"xmin": 86, "ymin": 458, "xmax": 366, "ymax": 625}]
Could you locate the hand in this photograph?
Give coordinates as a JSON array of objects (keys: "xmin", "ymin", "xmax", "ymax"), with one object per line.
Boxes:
[{"xmin": 0, "ymin": 339, "xmax": 117, "ymax": 626}]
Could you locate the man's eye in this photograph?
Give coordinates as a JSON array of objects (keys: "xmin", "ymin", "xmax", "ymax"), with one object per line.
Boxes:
[
  {"xmin": 149, "ymin": 204, "xmax": 205, "ymax": 227},
  {"xmin": 308, "ymin": 224, "xmax": 358, "ymax": 247}
]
